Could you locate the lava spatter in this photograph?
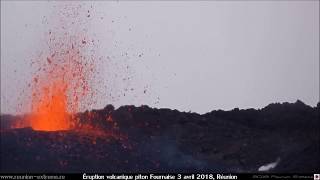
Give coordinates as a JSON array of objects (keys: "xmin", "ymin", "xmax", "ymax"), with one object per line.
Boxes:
[
  {"xmin": 28, "ymin": 43, "xmax": 94, "ymax": 131},
  {"xmin": 23, "ymin": 5, "xmax": 98, "ymax": 131}
]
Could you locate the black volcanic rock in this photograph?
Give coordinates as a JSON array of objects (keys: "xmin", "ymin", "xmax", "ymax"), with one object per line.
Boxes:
[{"xmin": 1, "ymin": 101, "xmax": 319, "ymax": 173}]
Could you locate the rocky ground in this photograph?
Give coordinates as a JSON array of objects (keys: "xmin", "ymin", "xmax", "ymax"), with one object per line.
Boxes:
[{"xmin": 1, "ymin": 100, "xmax": 319, "ymax": 173}]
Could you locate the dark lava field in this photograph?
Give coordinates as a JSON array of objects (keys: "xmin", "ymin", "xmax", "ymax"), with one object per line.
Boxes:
[{"xmin": 1, "ymin": 100, "xmax": 319, "ymax": 173}]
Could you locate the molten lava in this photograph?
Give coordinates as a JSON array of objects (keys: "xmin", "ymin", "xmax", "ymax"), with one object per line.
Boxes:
[
  {"xmin": 26, "ymin": 41, "xmax": 94, "ymax": 131},
  {"xmin": 30, "ymin": 80, "xmax": 70, "ymax": 131},
  {"xmin": 12, "ymin": 5, "xmax": 99, "ymax": 132}
]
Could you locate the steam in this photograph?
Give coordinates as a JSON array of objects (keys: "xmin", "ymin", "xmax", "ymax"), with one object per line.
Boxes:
[{"xmin": 258, "ymin": 157, "xmax": 281, "ymax": 172}]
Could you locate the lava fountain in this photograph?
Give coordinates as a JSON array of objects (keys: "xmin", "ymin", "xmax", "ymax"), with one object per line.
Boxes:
[
  {"xmin": 28, "ymin": 42, "xmax": 94, "ymax": 131},
  {"xmin": 30, "ymin": 79, "xmax": 70, "ymax": 131},
  {"xmin": 11, "ymin": 4, "xmax": 100, "ymax": 131}
]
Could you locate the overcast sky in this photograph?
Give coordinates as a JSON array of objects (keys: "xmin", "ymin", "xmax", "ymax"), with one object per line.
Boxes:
[{"xmin": 1, "ymin": 1, "xmax": 319, "ymax": 114}]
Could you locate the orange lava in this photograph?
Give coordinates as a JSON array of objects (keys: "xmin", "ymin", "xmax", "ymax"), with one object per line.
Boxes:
[
  {"xmin": 13, "ymin": 5, "xmax": 99, "ymax": 132},
  {"xmin": 26, "ymin": 41, "xmax": 94, "ymax": 131},
  {"xmin": 30, "ymin": 80, "xmax": 70, "ymax": 131}
]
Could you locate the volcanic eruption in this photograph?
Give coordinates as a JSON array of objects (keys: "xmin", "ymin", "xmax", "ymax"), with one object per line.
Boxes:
[
  {"xmin": 28, "ymin": 40, "xmax": 95, "ymax": 131},
  {"xmin": 1, "ymin": 2, "xmax": 319, "ymax": 174},
  {"xmin": 12, "ymin": 4, "xmax": 97, "ymax": 132}
]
